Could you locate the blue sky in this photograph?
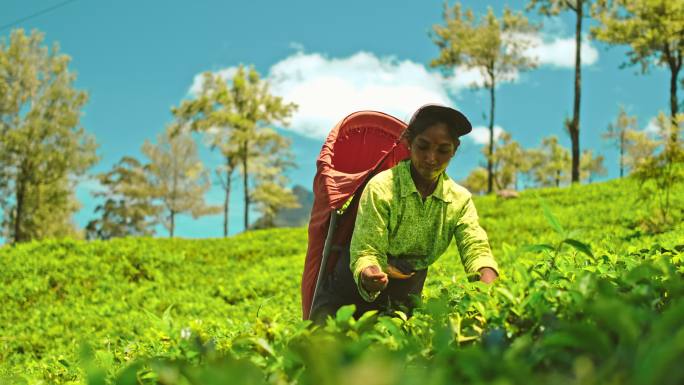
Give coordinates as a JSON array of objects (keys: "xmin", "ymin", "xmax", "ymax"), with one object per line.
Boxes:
[{"xmin": 1, "ymin": 0, "xmax": 675, "ymax": 240}]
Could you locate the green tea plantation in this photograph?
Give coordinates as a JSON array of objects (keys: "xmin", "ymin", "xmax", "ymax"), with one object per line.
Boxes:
[{"xmin": 1, "ymin": 177, "xmax": 683, "ymax": 385}]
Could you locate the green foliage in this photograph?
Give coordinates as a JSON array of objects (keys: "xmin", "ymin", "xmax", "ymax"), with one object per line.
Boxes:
[
  {"xmin": 1, "ymin": 178, "xmax": 683, "ymax": 384},
  {"xmin": 527, "ymin": 0, "xmax": 592, "ymax": 16},
  {"xmin": 603, "ymin": 105, "xmax": 638, "ymax": 177},
  {"xmin": 592, "ymin": 0, "xmax": 684, "ymax": 74},
  {"xmin": 142, "ymin": 125, "xmax": 220, "ymax": 238},
  {"xmin": 174, "ymin": 66, "xmax": 298, "ymax": 232},
  {"xmin": 173, "ymin": 71, "xmax": 242, "ymax": 237},
  {"xmin": 249, "ymin": 128, "xmax": 300, "ymax": 229},
  {"xmin": 0, "ymin": 228, "xmax": 307, "ymax": 383},
  {"xmin": 579, "ymin": 149, "xmax": 607, "ymax": 183},
  {"xmin": 85, "ymin": 156, "xmax": 161, "ymax": 240},
  {"xmin": 486, "ymin": 132, "xmax": 529, "ymax": 191},
  {"xmin": 431, "ymin": 5, "xmax": 538, "ymax": 85},
  {"xmin": 528, "ymin": 0, "xmax": 595, "ymax": 183},
  {"xmin": 592, "ymin": 0, "xmax": 684, "ymax": 136},
  {"xmin": 527, "ymin": 136, "xmax": 571, "ymax": 187},
  {"xmin": 630, "ymin": 112, "xmax": 684, "ymax": 232},
  {"xmin": 0, "ymin": 29, "xmax": 99, "ymax": 243},
  {"xmin": 466, "ymin": 133, "xmax": 605, "ymax": 192},
  {"xmin": 431, "ymin": 4, "xmax": 538, "ymax": 193},
  {"xmin": 461, "ymin": 167, "xmax": 488, "ymax": 195},
  {"xmin": 525, "ymin": 194, "xmax": 594, "ymax": 265}
]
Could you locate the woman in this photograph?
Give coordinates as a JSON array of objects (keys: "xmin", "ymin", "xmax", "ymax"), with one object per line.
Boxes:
[{"xmin": 311, "ymin": 104, "xmax": 499, "ymax": 323}]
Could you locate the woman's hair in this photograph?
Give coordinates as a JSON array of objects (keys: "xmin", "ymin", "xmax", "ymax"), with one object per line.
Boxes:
[{"xmin": 402, "ymin": 113, "xmax": 462, "ymax": 146}]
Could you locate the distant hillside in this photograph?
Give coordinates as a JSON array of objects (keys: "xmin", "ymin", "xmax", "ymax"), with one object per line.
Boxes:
[
  {"xmin": 253, "ymin": 185, "xmax": 313, "ymax": 229},
  {"xmin": 274, "ymin": 185, "xmax": 314, "ymax": 227}
]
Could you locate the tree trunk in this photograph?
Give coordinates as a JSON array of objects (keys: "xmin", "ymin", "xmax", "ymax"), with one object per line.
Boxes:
[
  {"xmin": 169, "ymin": 210, "xmax": 175, "ymax": 238},
  {"xmin": 243, "ymin": 140, "xmax": 249, "ymax": 230},
  {"xmin": 668, "ymin": 55, "xmax": 680, "ymax": 144},
  {"xmin": 223, "ymin": 165, "xmax": 232, "ymax": 237},
  {"xmin": 170, "ymin": 158, "xmax": 178, "ymax": 238},
  {"xmin": 12, "ymin": 157, "xmax": 33, "ymax": 244},
  {"xmin": 570, "ymin": 1, "xmax": 583, "ymax": 183},
  {"xmin": 514, "ymin": 172, "xmax": 519, "ymax": 191},
  {"xmin": 13, "ymin": 179, "xmax": 26, "ymax": 244},
  {"xmin": 487, "ymin": 80, "xmax": 496, "ymax": 194},
  {"xmin": 619, "ymin": 130, "xmax": 625, "ymax": 178}
]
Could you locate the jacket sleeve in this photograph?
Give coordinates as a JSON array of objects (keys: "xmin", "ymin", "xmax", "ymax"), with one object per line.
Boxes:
[
  {"xmin": 453, "ymin": 197, "xmax": 499, "ymax": 280},
  {"xmin": 349, "ymin": 181, "xmax": 390, "ymax": 302}
]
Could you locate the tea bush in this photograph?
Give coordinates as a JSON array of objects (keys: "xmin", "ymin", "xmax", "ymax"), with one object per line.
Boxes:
[{"xmin": 1, "ymin": 176, "xmax": 682, "ymax": 384}]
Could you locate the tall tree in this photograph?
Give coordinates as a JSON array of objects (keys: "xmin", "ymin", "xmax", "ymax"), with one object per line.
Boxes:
[
  {"xmin": 85, "ymin": 156, "xmax": 161, "ymax": 240},
  {"xmin": 603, "ymin": 106, "xmax": 638, "ymax": 177},
  {"xmin": 3, "ymin": 178, "xmax": 85, "ymax": 241},
  {"xmin": 250, "ymin": 128, "xmax": 299, "ymax": 229},
  {"xmin": 529, "ymin": 136, "xmax": 571, "ymax": 187},
  {"xmin": 142, "ymin": 125, "xmax": 220, "ymax": 237},
  {"xmin": 487, "ymin": 132, "xmax": 530, "ymax": 190},
  {"xmin": 624, "ymin": 129, "xmax": 659, "ymax": 173},
  {"xmin": 175, "ymin": 65, "xmax": 296, "ymax": 231},
  {"xmin": 0, "ymin": 29, "xmax": 98, "ymax": 243},
  {"xmin": 461, "ymin": 167, "xmax": 489, "ymax": 195},
  {"xmin": 629, "ymin": 112, "xmax": 683, "ymax": 229},
  {"xmin": 528, "ymin": 0, "xmax": 595, "ymax": 184},
  {"xmin": 592, "ymin": 0, "xmax": 684, "ymax": 144},
  {"xmin": 579, "ymin": 149, "xmax": 607, "ymax": 183},
  {"xmin": 431, "ymin": 4, "xmax": 538, "ymax": 194},
  {"xmin": 174, "ymin": 72, "xmax": 240, "ymax": 237}
]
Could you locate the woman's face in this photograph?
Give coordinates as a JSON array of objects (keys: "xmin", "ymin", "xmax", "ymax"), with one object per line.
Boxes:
[{"xmin": 409, "ymin": 122, "xmax": 458, "ymax": 182}]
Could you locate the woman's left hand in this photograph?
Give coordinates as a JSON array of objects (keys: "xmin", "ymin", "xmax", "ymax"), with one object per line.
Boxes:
[{"xmin": 478, "ymin": 267, "xmax": 498, "ymax": 284}]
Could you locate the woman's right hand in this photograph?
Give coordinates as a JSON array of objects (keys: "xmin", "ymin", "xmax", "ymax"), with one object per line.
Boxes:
[{"xmin": 361, "ymin": 265, "xmax": 388, "ymax": 292}]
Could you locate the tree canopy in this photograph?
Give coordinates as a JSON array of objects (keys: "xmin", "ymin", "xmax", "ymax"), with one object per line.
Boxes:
[
  {"xmin": 174, "ymin": 66, "xmax": 297, "ymax": 232},
  {"xmin": 431, "ymin": 4, "xmax": 537, "ymax": 194},
  {"xmin": 142, "ymin": 125, "xmax": 220, "ymax": 237},
  {"xmin": 0, "ymin": 29, "xmax": 98, "ymax": 243},
  {"xmin": 592, "ymin": 0, "xmax": 684, "ymax": 143}
]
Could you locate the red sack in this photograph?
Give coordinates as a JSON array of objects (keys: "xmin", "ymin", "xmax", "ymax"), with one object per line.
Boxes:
[{"xmin": 301, "ymin": 111, "xmax": 409, "ymax": 320}]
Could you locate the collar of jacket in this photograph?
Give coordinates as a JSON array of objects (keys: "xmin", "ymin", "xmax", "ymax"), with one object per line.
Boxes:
[{"xmin": 397, "ymin": 160, "xmax": 452, "ymax": 203}]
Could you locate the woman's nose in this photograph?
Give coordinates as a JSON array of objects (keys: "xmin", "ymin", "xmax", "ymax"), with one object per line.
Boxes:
[{"xmin": 425, "ymin": 151, "xmax": 437, "ymax": 164}]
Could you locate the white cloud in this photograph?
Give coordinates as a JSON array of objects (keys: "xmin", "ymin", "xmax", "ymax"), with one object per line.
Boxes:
[
  {"xmin": 188, "ymin": 67, "xmax": 238, "ymax": 96},
  {"xmin": 469, "ymin": 125, "xmax": 505, "ymax": 145},
  {"xmin": 525, "ymin": 34, "xmax": 599, "ymax": 68},
  {"xmin": 445, "ymin": 66, "xmax": 494, "ymax": 90},
  {"xmin": 266, "ymin": 51, "xmax": 454, "ymax": 137},
  {"xmin": 187, "ymin": 40, "xmax": 596, "ymax": 140},
  {"xmin": 643, "ymin": 113, "xmax": 679, "ymax": 139},
  {"xmin": 644, "ymin": 117, "xmax": 660, "ymax": 134},
  {"xmin": 265, "ymin": 51, "xmax": 510, "ymax": 138},
  {"xmin": 186, "ymin": 52, "xmax": 508, "ymax": 139}
]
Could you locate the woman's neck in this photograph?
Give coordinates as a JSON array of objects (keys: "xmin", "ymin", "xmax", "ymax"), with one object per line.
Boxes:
[{"xmin": 409, "ymin": 163, "xmax": 439, "ymax": 198}]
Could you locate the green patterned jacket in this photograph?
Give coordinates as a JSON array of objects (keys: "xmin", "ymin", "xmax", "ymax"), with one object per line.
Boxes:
[{"xmin": 350, "ymin": 159, "xmax": 499, "ymax": 302}]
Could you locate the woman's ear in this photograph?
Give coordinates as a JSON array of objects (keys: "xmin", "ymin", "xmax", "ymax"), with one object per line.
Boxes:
[
  {"xmin": 453, "ymin": 139, "xmax": 461, "ymax": 154},
  {"xmin": 401, "ymin": 136, "xmax": 411, "ymax": 150}
]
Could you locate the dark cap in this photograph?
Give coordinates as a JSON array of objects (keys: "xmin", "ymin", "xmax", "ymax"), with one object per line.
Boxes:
[{"xmin": 408, "ymin": 104, "xmax": 472, "ymax": 137}]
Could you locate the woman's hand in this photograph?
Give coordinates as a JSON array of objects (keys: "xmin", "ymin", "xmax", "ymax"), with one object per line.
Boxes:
[
  {"xmin": 361, "ymin": 265, "xmax": 388, "ymax": 292},
  {"xmin": 478, "ymin": 267, "xmax": 498, "ymax": 284}
]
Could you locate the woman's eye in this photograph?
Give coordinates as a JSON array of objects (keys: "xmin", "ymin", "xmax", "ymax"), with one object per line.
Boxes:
[{"xmin": 416, "ymin": 145, "xmax": 429, "ymax": 151}]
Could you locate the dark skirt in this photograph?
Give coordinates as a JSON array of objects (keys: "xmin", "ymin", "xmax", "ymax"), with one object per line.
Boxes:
[{"xmin": 310, "ymin": 247, "xmax": 428, "ymax": 324}]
